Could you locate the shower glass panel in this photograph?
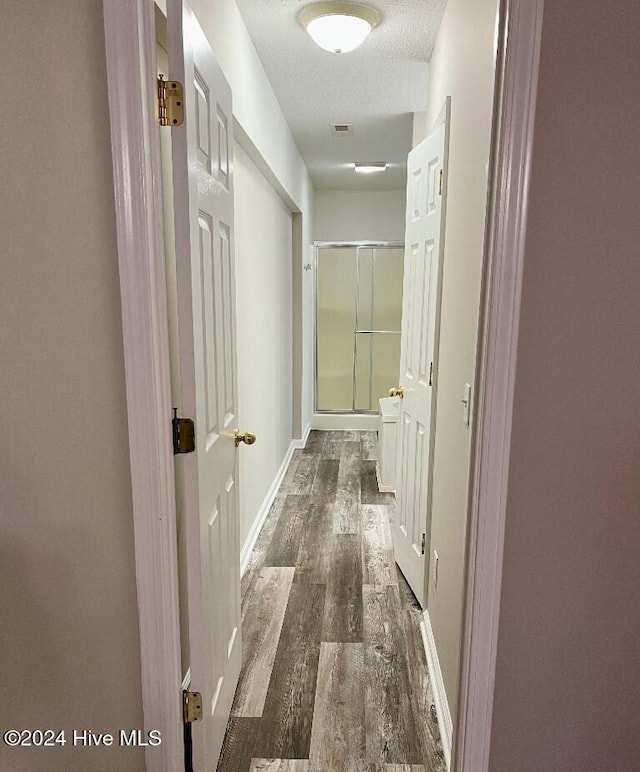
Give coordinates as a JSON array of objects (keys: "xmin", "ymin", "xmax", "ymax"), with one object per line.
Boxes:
[
  {"xmin": 372, "ymin": 332, "xmax": 401, "ymax": 406},
  {"xmin": 316, "ymin": 243, "xmax": 404, "ymax": 413},
  {"xmin": 373, "ymin": 247, "xmax": 404, "ymax": 330},
  {"xmin": 316, "ymin": 248, "xmax": 357, "ymax": 410}
]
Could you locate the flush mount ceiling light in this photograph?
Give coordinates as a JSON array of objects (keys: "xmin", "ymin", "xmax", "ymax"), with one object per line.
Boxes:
[
  {"xmin": 299, "ymin": 2, "xmax": 381, "ymax": 54},
  {"xmin": 354, "ymin": 162, "xmax": 387, "ymax": 174}
]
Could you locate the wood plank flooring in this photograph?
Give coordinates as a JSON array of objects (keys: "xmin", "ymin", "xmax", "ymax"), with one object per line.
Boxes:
[{"xmin": 218, "ymin": 431, "xmax": 445, "ymax": 772}]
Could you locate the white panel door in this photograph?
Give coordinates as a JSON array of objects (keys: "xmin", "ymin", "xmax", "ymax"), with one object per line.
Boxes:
[
  {"xmin": 392, "ymin": 105, "xmax": 449, "ymax": 609},
  {"xmin": 167, "ymin": 3, "xmax": 241, "ymax": 769}
]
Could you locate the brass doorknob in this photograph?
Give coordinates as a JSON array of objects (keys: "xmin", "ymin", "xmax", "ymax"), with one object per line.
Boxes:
[
  {"xmin": 234, "ymin": 430, "xmax": 257, "ymax": 447},
  {"xmin": 388, "ymin": 386, "xmax": 405, "ymax": 398}
]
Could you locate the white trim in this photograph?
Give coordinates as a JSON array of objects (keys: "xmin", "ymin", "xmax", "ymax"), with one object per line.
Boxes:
[
  {"xmin": 292, "ymin": 423, "xmax": 312, "ymax": 449},
  {"xmin": 420, "ymin": 611, "xmax": 453, "ymax": 770},
  {"xmin": 240, "ymin": 439, "xmax": 298, "ymax": 575},
  {"xmin": 103, "ymin": 2, "xmax": 183, "ymax": 771},
  {"xmin": 375, "ymin": 464, "xmax": 395, "ymax": 494},
  {"xmin": 182, "ymin": 667, "xmax": 192, "ymax": 692},
  {"xmin": 455, "ymin": 1, "xmax": 544, "ymax": 771},
  {"xmin": 311, "ymin": 413, "xmax": 379, "ymax": 431}
]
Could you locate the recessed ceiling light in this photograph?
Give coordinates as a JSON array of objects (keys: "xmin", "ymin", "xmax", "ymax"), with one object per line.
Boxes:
[
  {"xmin": 299, "ymin": 2, "xmax": 381, "ymax": 54},
  {"xmin": 354, "ymin": 162, "xmax": 387, "ymax": 174}
]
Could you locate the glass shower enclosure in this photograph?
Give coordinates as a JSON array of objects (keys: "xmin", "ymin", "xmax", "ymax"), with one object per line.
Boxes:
[{"xmin": 315, "ymin": 242, "xmax": 404, "ymax": 413}]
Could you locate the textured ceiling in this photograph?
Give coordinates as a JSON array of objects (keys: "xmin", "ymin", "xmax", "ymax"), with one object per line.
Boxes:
[{"xmin": 235, "ymin": 0, "xmax": 447, "ymax": 190}]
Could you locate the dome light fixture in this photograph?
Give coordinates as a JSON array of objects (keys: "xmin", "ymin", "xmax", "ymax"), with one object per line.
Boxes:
[{"xmin": 299, "ymin": 2, "xmax": 381, "ymax": 54}]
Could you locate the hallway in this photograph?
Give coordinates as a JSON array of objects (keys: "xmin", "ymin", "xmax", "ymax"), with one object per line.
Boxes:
[{"xmin": 218, "ymin": 430, "xmax": 445, "ymax": 771}]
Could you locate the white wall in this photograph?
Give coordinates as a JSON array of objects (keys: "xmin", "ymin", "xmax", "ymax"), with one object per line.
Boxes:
[
  {"xmin": 314, "ymin": 189, "xmax": 406, "ymax": 242},
  {"xmin": 0, "ymin": 2, "xmax": 144, "ymax": 770},
  {"xmin": 412, "ymin": 111, "xmax": 429, "ymax": 148},
  {"xmin": 489, "ymin": 1, "xmax": 640, "ymax": 767},
  {"xmin": 423, "ymin": 0, "xmax": 500, "ymax": 726},
  {"xmin": 234, "ymin": 141, "xmax": 294, "ymax": 549},
  {"xmin": 188, "ymin": 0, "xmax": 315, "ymax": 433}
]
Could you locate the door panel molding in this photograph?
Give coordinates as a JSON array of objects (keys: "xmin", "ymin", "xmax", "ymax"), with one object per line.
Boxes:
[{"xmin": 103, "ymin": 2, "xmax": 183, "ymax": 770}]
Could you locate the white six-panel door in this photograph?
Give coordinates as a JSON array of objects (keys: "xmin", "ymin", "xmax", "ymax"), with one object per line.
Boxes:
[
  {"xmin": 168, "ymin": 3, "xmax": 241, "ymax": 768},
  {"xmin": 393, "ymin": 104, "xmax": 449, "ymax": 609}
]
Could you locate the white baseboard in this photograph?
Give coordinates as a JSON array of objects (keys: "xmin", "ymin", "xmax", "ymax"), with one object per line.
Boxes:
[
  {"xmin": 419, "ymin": 610, "xmax": 453, "ymax": 770},
  {"xmin": 291, "ymin": 423, "xmax": 311, "ymax": 449},
  {"xmin": 239, "ymin": 430, "xmax": 308, "ymax": 576},
  {"xmin": 310, "ymin": 413, "xmax": 379, "ymax": 431},
  {"xmin": 375, "ymin": 461, "xmax": 395, "ymax": 493}
]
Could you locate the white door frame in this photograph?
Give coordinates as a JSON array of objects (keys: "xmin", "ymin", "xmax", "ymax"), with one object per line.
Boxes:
[
  {"xmin": 103, "ymin": 2, "xmax": 183, "ymax": 771},
  {"xmin": 102, "ymin": 1, "xmax": 544, "ymax": 771},
  {"xmin": 454, "ymin": 1, "xmax": 545, "ymax": 769}
]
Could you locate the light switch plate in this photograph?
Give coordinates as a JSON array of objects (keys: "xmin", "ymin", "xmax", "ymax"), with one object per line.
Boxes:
[
  {"xmin": 462, "ymin": 383, "xmax": 471, "ymax": 426},
  {"xmin": 433, "ymin": 550, "xmax": 439, "ymax": 589}
]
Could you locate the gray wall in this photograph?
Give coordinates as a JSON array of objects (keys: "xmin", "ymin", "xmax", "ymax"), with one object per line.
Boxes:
[
  {"xmin": 489, "ymin": 1, "xmax": 640, "ymax": 768},
  {"xmin": 0, "ymin": 3, "xmax": 145, "ymax": 770}
]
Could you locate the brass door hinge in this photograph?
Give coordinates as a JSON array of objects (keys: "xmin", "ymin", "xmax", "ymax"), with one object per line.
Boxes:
[
  {"xmin": 438, "ymin": 169, "xmax": 444, "ymax": 196},
  {"xmin": 173, "ymin": 409, "xmax": 195, "ymax": 455},
  {"xmin": 183, "ymin": 691, "xmax": 203, "ymax": 724},
  {"xmin": 157, "ymin": 75, "xmax": 184, "ymax": 126}
]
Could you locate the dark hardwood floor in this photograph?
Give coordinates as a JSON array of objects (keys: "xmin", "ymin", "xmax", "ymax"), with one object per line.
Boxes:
[{"xmin": 218, "ymin": 430, "xmax": 445, "ymax": 772}]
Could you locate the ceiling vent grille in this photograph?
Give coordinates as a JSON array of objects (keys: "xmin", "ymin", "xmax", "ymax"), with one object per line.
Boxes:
[{"xmin": 330, "ymin": 123, "xmax": 353, "ymax": 137}]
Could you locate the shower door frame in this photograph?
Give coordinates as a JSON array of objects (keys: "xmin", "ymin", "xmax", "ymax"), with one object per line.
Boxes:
[{"xmin": 314, "ymin": 240, "xmax": 404, "ymax": 415}]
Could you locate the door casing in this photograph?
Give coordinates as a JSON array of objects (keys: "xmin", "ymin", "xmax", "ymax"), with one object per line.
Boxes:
[{"xmin": 102, "ymin": 0, "xmax": 546, "ymax": 770}]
